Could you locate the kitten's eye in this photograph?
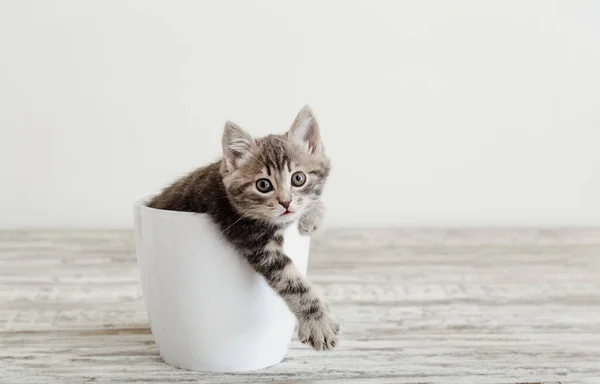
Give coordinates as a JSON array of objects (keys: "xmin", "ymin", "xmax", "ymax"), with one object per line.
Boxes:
[
  {"xmin": 291, "ymin": 171, "xmax": 306, "ymax": 187},
  {"xmin": 256, "ymin": 178, "xmax": 273, "ymax": 193}
]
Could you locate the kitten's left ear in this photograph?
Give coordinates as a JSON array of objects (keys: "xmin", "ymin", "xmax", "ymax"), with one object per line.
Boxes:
[
  {"xmin": 222, "ymin": 121, "xmax": 255, "ymax": 170},
  {"xmin": 288, "ymin": 105, "xmax": 324, "ymax": 154}
]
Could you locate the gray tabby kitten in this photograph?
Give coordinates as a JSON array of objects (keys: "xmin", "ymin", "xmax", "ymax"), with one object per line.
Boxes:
[{"xmin": 148, "ymin": 106, "xmax": 339, "ymax": 351}]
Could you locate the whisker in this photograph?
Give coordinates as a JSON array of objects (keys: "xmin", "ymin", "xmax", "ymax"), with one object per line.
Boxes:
[
  {"xmin": 248, "ymin": 152, "xmax": 269, "ymax": 172},
  {"xmin": 219, "ymin": 212, "xmax": 251, "ymax": 236}
]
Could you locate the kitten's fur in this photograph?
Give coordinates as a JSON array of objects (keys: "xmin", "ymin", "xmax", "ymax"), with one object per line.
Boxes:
[{"xmin": 148, "ymin": 106, "xmax": 339, "ymax": 350}]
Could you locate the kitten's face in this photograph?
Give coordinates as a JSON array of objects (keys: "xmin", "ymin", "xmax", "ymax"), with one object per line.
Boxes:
[{"xmin": 221, "ymin": 106, "xmax": 330, "ymax": 224}]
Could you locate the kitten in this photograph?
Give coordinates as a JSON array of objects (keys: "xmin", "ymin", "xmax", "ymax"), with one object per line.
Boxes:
[{"xmin": 148, "ymin": 106, "xmax": 339, "ymax": 351}]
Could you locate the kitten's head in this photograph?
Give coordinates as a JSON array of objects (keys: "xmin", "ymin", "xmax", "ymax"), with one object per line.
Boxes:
[{"xmin": 220, "ymin": 106, "xmax": 330, "ymax": 224}]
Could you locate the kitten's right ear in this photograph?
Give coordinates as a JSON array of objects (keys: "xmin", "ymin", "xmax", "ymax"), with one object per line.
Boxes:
[
  {"xmin": 222, "ymin": 121, "xmax": 255, "ymax": 170},
  {"xmin": 288, "ymin": 105, "xmax": 323, "ymax": 155}
]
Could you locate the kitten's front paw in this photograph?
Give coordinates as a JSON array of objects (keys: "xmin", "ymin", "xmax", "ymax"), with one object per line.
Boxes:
[
  {"xmin": 298, "ymin": 218, "xmax": 319, "ymax": 235},
  {"xmin": 298, "ymin": 311, "xmax": 340, "ymax": 351},
  {"xmin": 298, "ymin": 201, "xmax": 325, "ymax": 236}
]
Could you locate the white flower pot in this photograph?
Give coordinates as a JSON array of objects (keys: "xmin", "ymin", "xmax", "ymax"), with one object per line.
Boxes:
[{"xmin": 133, "ymin": 197, "xmax": 310, "ymax": 372}]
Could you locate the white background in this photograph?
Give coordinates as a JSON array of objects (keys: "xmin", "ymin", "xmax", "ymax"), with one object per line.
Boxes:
[{"xmin": 1, "ymin": 0, "xmax": 599, "ymax": 229}]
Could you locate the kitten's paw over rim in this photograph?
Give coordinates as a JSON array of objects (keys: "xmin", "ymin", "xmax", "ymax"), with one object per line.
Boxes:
[
  {"xmin": 298, "ymin": 312, "xmax": 340, "ymax": 351},
  {"xmin": 298, "ymin": 221, "xmax": 319, "ymax": 235}
]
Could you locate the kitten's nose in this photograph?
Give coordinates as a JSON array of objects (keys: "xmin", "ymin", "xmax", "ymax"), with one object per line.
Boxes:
[{"xmin": 278, "ymin": 200, "xmax": 291, "ymax": 209}]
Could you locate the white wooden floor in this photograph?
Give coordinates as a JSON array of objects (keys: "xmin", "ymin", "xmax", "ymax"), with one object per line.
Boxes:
[{"xmin": 1, "ymin": 229, "xmax": 599, "ymax": 383}]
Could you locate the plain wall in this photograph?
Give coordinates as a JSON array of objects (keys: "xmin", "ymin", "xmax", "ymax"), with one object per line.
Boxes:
[{"xmin": 1, "ymin": 0, "xmax": 600, "ymax": 229}]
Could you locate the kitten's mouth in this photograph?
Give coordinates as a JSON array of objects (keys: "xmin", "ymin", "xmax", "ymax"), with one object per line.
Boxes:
[{"xmin": 282, "ymin": 210, "xmax": 292, "ymax": 215}]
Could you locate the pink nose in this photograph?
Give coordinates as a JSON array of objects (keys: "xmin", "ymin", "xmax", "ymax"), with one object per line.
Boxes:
[{"xmin": 279, "ymin": 200, "xmax": 291, "ymax": 209}]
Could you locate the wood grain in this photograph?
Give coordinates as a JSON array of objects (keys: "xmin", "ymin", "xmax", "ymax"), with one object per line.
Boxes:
[{"xmin": 1, "ymin": 229, "xmax": 599, "ymax": 383}]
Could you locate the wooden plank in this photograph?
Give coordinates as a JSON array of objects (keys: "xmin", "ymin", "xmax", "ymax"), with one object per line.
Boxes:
[{"xmin": 1, "ymin": 230, "xmax": 599, "ymax": 383}]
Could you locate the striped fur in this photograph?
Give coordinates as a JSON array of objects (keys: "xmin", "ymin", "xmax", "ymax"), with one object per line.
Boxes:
[{"xmin": 148, "ymin": 106, "xmax": 339, "ymax": 350}]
